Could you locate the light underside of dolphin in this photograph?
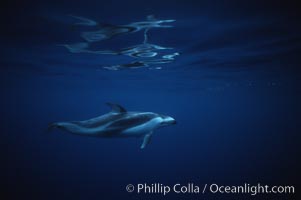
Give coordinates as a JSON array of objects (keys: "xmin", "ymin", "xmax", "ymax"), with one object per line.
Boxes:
[{"xmin": 49, "ymin": 103, "xmax": 176, "ymax": 149}]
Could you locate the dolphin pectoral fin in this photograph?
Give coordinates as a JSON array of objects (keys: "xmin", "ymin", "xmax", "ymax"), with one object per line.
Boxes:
[
  {"xmin": 106, "ymin": 102, "xmax": 127, "ymax": 113},
  {"xmin": 140, "ymin": 132, "xmax": 153, "ymax": 149}
]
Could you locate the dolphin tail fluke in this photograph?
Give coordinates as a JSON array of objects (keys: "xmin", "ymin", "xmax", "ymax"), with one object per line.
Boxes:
[{"xmin": 47, "ymin": 123, "xmax": 58, "ymax": 132}]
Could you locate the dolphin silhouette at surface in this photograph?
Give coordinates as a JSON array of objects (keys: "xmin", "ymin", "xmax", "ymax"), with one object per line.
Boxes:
[{"xmin": 49, "ymin": 103, "xmax": 176, "ymax": 149}]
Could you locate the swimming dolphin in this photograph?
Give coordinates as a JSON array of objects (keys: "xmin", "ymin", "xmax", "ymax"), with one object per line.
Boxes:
[{"xmin": 49, "ymin": 103, "xmax": 176, "ymax": 149}]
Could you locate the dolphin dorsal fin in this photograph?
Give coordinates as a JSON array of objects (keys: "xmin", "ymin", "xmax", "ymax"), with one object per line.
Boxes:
[{"xmin": 106, "ymin": 103, "xmax": 127, "ymax": 113}]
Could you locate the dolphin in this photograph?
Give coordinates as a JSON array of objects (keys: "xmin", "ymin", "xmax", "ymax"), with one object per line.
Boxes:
[{"xmin": 49, "ymin": 103, "xmax": 176, "ymax": 149}]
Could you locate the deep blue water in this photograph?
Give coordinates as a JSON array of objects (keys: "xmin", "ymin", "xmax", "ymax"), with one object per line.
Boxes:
[{"xmin": 1, "ymin": 0, "xmax": 300, "ymax": 199}]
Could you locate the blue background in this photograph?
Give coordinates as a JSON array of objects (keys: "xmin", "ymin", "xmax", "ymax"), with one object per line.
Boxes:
[{"xmin": 1, "ymin": 0, "xmax": 300, "ymax": 199}]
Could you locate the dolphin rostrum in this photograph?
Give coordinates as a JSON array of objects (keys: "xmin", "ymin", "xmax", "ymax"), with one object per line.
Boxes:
[{"xmin": 49, "ymin": 103, "xmax": 176, "ymax": 149}]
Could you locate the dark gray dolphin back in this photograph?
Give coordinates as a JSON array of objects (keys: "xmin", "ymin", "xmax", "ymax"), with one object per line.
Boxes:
[
  {"xmin": 71, "ymin": 103, "xmax": 127, "ymax": 128},
  {"xmin": 105, "ymin": 104, "xmax": 158, "ymax": 130},
  {"xmin": 107, "ymin": 113, "xmax": 158, "ymax": 129}
]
